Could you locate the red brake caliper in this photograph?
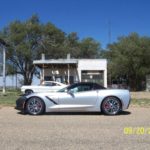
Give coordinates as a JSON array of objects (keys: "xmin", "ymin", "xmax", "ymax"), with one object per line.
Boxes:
[{"xmin": 104, "ymin": 102, "xmax": 110, "ymax": 109}]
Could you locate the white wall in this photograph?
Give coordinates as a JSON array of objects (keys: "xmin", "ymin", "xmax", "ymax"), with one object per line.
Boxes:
[
  {"xmin": 0, "ymin": 74, "xmax": 23, "ymax": 88},
  {"xmin": 78, "ymin": 59, "xmax": 107, "ymax": 70},
  {"xmin": 77, "ymin": 59, "xmax": 107, "ymax": 87},
  {"xmin": 0, "ymin": 74, "xmax": 40, "ymax": 88}
]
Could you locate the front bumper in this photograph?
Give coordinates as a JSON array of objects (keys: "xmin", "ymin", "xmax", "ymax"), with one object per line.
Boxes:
[{"xmin": 15, "ymin": 96, "xmax": 27, "ymax": 111}]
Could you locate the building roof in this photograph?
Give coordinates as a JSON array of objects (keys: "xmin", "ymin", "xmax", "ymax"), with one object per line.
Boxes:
[
  {"xmin": 33, "ymin": 59, "xmax": 78, "ymax": 65},
  {"xmin": 33, "ymin": 58, "xmax": 107, "ymax": 68}
]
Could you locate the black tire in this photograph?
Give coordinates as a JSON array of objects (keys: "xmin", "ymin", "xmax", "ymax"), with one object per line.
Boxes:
[
  {"xmin": 25, "ymin": 89, "xmax": 33, "ymax": 95},
  {"xmin": 26, "ymin": 97, "xmax": 45, "ymax": 115},
  {"xmin": 101, "ymin": 96, "xmax": 121, "ymax": 115}
]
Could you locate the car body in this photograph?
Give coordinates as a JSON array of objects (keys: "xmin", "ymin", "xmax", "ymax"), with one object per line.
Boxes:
[
  {"xmin": 16, "ymin": 82, "xmax": 131, "ymax": 115},
  {"xmin": 21, "ymin": 81, "xmax": 67, "ymax": 94}
]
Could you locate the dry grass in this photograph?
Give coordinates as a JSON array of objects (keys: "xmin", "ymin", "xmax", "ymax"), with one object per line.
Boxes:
[{"xmin": 131, "ymin": 92, "xmax": 150, "ymax": 99}]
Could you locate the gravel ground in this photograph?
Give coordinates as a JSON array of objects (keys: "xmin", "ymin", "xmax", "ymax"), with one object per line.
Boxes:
[{"xmin": 0, "ymin": 107, "xmax": 150, "ymax": 150}]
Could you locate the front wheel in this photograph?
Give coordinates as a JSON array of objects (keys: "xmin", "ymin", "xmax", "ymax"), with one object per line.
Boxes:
[
  {"xmin": 26, "ymin": 97, "xmax": 45, "ymax": 115},
  {"xmin": 101, "ymin": 97, "xmax": 121, "ymax": 115}
]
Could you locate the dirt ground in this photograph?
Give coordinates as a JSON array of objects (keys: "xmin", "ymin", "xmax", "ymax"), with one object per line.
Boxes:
[{"xmin": 0, "ymin": 107, "xmax": 150, "ymax": 150}]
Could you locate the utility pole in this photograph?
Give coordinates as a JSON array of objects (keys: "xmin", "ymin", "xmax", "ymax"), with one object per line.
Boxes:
[
  {"xmin": 2, "ymin": 45, "xmax": 6, "ymax": 93},
  {"xmin": 0, "ymin": 38, "xmax": 9, "ymax": 94},
  {"xmin": 108, "ymin": 20, "xmax": 112, "ymax": 86}
]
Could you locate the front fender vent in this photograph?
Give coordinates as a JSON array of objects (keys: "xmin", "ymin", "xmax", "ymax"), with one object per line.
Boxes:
[{"xmin": 45, "ymin": 96, "xmax": 58, "ymax": 105}]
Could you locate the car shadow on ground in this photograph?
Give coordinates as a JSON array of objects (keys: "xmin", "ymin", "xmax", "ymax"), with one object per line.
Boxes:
[
  {"xmin": 45, "ymin": 111, "xmax": 131, "ymax": 116},
  {"xmin": 17, "ymin": 111, "xmax": 131, "ymax": 116},
  {"xmin": 117, "ymin": 111, "xmax": 131, "ymax": 116}
]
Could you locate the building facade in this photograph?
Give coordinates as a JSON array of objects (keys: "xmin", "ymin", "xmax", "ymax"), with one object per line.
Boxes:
[{"xmin": 33, "ymin": 57, "xmax": 107, "ymax": 87}]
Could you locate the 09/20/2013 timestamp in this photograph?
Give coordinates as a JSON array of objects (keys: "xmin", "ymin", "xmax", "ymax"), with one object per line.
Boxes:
[{"xmin": 124, "ymin": 127, "xmax": 150, "ymax": 135}]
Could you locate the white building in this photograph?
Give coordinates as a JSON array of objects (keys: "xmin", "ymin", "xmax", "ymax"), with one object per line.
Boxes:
[{"xmin": 33, "ymin": 57, "xmax": 107, "ymax": 87}]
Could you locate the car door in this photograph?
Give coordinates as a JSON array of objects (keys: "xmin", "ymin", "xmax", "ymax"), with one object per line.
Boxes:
[{"xmin": 58, "ymin": 84, "xmax": 98, "ymax": 111}]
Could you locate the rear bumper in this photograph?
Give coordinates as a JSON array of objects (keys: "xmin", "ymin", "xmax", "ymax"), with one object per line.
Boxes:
[{"xmin": 127, "ymin": 97, "xmax": 131, "ymax": 109}]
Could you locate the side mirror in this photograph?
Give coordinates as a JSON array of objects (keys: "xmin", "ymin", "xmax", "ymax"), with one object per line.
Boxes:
[
  {"xmin": 67, "ymin": 90, "xmax": 74, "ymax": 97},
  {"xmin": 64, "ymin": 89, "xmax": 68, "ymax": 92},
  {"xmin": 67, "ymin": 90, "xmax": 73, "ymax": 94}
]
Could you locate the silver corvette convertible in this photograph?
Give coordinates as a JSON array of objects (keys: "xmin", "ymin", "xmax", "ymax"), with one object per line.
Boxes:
[{"xmin": 16, "ymin": 82, "xmax": 131, "ymax": 115}]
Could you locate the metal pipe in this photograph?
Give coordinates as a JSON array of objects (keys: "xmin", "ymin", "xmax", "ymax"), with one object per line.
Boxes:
[
  {"xmin": 68, "ymin": 64, "xmax": 70, "ymax": 84},
  {"xmin": 2, "ymin": 46, "xmax": 6, "ymax": 94}
]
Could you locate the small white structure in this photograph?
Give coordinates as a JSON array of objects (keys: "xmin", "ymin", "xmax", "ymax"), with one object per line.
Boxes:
[
  {"xmin": 33, "ymin": 56, "xmax": 107, "ymax": 87},
  {"xmin": 146, "ymin": 75, "xmax": 150, "ymax": 91},
  {"xmin": 0, "ymin": 74, "xmax": 23, "ymax": 88}
]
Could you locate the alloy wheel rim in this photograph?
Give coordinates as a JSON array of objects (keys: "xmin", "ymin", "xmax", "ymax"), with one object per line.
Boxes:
[
  {"xmin": 27, "ymin": 98, "xmax": 42, "ymax": 114},
  {"xmin": 103, "ymin": 97, "xmax": 120, "ymax": 114}
]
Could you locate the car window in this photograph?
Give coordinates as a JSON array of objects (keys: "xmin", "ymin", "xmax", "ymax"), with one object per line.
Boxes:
[
  {"xmin": 93, "ymin": 83, "xmax": 106, "ymax": 90},
  {"xmin": 70, "ymin": 85, "xmax": 92, "ymax": 93},
  {"xmin": 43, "ymin": 82, "xmax": 57, "ymax": 86},
  {"xmin": 58, "ymin": 83, "xmax": 105, "ymax": 93},
  {"xmin": 58, "ymin": 87, "xmax": 68, "ymax": 92}
]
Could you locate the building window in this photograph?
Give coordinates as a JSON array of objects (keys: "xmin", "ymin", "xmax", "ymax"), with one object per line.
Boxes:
[
  {"xmin": 81, "ymin": 70, "xmax": 104, "ymax": 86},
  {"xmin": 65, "ymin": 76, "xmax": 74, "ymax": 84},
  {"xmin": 44, "ymin": 76, "xmax": 52, "ymax": 81}
]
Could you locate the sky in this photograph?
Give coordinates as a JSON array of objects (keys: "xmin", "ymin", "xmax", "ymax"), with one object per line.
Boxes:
[{"xmin": 0, "ymin": 0, "xmax": 150, "ymax": 48}]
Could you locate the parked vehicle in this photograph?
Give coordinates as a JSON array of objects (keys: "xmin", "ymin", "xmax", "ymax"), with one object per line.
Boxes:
[
  {"xmin": 21, "ymin": 81, "xmax": 67, "ymax": 94},
  {"xmin": 16, "ymin": 82, "xmax": 131, "ymax": 115}
]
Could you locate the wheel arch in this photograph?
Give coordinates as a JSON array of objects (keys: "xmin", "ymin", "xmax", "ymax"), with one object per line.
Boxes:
[{"xmin": 25, "ymin": 89, "xmax": 34, "ymax": 94}]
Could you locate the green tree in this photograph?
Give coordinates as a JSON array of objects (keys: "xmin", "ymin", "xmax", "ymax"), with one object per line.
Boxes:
[
  {"xmin": 1, "ymin": 15, "xmax": 42, "ymax": 85},
  {"xmin": 79, "ymin": 37, "xmax": 101, "ymax": 58},
  {"xmin": 0, "ymin": 15, "xmax": 102, "ymax": 85},
  {"xmin": 0, "ymin": 15, "xmax": 68, "ymax": 85},
  {"xmin": 38, "ymin": 22, "xmax": 67, "ymax": 59},
  {"xmin": 65, "ymin": 34, "xmax": 101, "ymax": 59},
  {"xmin": 107, "ymin": 33, "xmax": 150, "ymax": 91},
  {"xmin": 64, "ymin": 32, "xmax": 81, "ymax": 58}
]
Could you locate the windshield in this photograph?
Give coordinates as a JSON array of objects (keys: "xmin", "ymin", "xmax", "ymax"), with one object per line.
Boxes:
[
  {"xmin": 58, "ymin": 87, "xmax": 68, "ymax": 92},
  {"xmin": 58, "ymin": 82, "xmax": 105, "ymax": 93},
  {"xmin": 58, "ymin": 84, "xmax": 73, "ymax": 92}
]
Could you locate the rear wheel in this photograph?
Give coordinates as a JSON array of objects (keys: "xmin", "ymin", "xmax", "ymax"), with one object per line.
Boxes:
[
  {"xmin": 26, "ymin": 97, "xmax": 45, "ymax": 115},
  {"xmin": 101, "ymin": 96, "xmax": 121, "ymax": 115}
]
